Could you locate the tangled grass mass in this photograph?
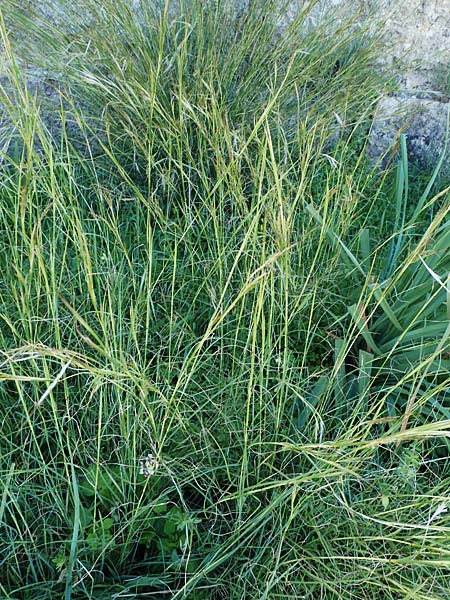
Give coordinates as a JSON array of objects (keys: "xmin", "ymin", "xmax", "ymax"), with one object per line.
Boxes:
[{"xmin": 0, "ymin": 1, "xmax": 449, "ymax": 598}]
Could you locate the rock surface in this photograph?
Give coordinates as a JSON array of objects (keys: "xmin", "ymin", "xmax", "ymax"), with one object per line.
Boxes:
[
  {"xmin": 367, "ymin": 95, "xmax": 449, "ymax": 169},
  {"xmin": 301, "ymin": 0, "xmax": 450, "ymax": 173}
]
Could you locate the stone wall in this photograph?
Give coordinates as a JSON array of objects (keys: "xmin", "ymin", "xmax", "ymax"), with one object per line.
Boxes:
[{"xmin": 302, "ymin": 0, "xmax": 450, "ymax": 171}]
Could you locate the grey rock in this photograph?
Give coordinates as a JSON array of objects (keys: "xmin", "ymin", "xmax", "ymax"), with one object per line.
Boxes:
[
  {"xmin": 291, "ymin": 0, "xmax": 450, "ymax": 172},
  {"xmin": 367, "ymin": 95, "xmax": 450, "ymax": 173}
]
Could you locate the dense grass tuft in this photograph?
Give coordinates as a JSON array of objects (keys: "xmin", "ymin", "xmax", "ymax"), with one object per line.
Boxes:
[{"xmin": 0, "ymin": 1, "xmax": 449, "ymax": 598}]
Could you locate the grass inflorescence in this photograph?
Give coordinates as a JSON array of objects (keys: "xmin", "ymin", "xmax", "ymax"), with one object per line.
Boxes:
[{"xmin": 0, "ymin": 1, "xmax": 449, "ymax": 598}]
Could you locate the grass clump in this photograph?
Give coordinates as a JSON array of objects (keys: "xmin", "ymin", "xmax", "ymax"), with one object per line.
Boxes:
[{"xmin": 0, "ymin": 1, "xmax": 450, "ymax": 599}]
